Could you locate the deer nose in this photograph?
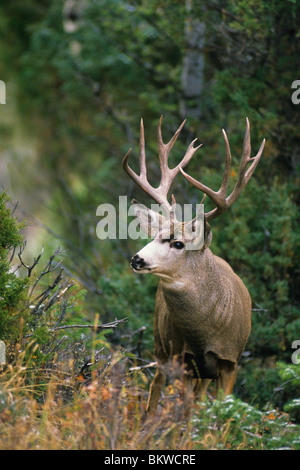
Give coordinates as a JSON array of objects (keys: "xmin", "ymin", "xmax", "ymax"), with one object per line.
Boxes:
[{"xmin": 131, "ymin": 254, "xmax": 146, "ymax": 270}]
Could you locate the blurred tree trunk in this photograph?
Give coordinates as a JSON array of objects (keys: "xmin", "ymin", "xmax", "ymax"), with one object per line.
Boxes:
[{"xmin": 180, "ymin": 0, "xmax": 205, "ymax": 120}]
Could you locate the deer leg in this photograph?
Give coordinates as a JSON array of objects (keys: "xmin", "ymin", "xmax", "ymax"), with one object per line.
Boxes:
[
  {"xmin": 146, "ymin": 367, "xmax": 166, "ymax": 414},
  {"xmin": 182, "ymin": 376, "xmax": 211, "ymax": 403},
  {"xmin": 194, "ymin": 378, "xmax": 212, "ymax": 400},
  {"xmin": 217, "ymin": 362, "xmax": 237, "ymax": 395}
]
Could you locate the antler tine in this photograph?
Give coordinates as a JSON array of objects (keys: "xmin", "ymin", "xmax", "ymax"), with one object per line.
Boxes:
[
  {"xmin": 226, "ymin": 118, "xmax": 265, "ymax": 207},
  {"xmin": 139, "ymin": 118, "xmax": 147, "ymax": 179},
  {"xmin": 158, "ymin": 115, "xmax": 186, "ymax": 172},
  {"xmin": 157, "ymin": 116, "xmax": 202, "ymax": 193},
  {"xmin": 122, "ymin": 148, "xmax": 171, "ymax": 212},
  {"xmin": 179, "ymin": 126, "xmax": 232, "ymax": 215},
  {"xmin": 180, "ymin": 118, "xmax": 265, "ymax": 222},
  {"xmin": 123, "ymin": 117, "xmax": 202, "ymax": 214},
  {"xmin": 219, "ymin": 128, "xmax": 232, "ymax": 197}
]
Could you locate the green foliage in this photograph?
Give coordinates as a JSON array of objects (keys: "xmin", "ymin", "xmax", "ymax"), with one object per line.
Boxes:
[
  {"xmin": 0, "ymin": 192, "xmax": 28, "ymax": 343},
  {"xmin": 0, "ymin": 189, "xmax": 112, "ymax": 373},
  {"xmin": 193, "ymin": 395, "xmax": 300, "ymax": 450},
  {"xmin": 211, "ymin": 178, "xmax": 300, "ymax": 359},
  {"xmin": 0, "ymin": 0, "xmax": 299, "ymax": 442},
  {"xmin": 278, "ymin": 362, "xmax": 300, "ymax": 422},
  {"xmin": 98, "ymin": 262, "xmax": 158, "ymax": 354}
]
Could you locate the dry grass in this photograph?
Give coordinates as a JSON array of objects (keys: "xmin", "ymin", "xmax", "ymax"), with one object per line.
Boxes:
[
  {"xmin": 0, "ymin": 350, "xmax": 200, "ymax": 450},
  {"xmin": 1, "ymin": 348, "xmax": 298, "ymax": 450}
]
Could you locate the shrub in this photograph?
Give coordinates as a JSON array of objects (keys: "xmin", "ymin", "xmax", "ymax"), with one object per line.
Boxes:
[
  {"xmin": 0, "ymin": 192, "xmax": 28, "ymax": 345},
  {"xmin": 192, "ymin": 395, "xmax": 300, "ymax": 450}
]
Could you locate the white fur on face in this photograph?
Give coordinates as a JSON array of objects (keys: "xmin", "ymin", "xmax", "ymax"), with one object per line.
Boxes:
[
  {"xmin": 136, "ymin": 238, "xmax": 171, "ymax": 271},
  {"xmin": 133, "ymin": 228, "xmax": 188, "ymax": 278},
  {"xmin": 131, "ymin": 202, "xmax": 206, "ymax": 279}
]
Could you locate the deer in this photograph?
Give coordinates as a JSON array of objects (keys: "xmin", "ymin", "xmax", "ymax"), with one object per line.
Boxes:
[{"xmin": 122, "ymin": 116, "xmax": 265, "ymax": 414}]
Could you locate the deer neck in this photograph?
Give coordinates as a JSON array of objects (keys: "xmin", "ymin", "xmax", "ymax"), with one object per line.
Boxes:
[
  {"xmin": 158, "ymin": 248, "xmax": 222, "ymax": 315},
  {"xmin": 160, "ymin": 248, "xmax": 217, "ymax": 287}
]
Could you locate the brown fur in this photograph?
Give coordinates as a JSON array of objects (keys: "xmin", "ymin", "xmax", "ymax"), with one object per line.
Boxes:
[
  {"xmin": 123, "ymin": 117, "xmax": 264, "ymax": 414},
  {"xmin": 146, "ymin": 240, "xmax": 251, "ymax": 414}
]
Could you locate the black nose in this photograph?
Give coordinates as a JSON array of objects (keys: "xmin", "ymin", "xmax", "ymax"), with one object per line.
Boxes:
[{"xmin": 131, "ymin": 254, "xmax": 146, "ymax": 270}]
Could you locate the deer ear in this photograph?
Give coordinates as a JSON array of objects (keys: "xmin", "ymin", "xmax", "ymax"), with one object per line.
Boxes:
[
  {"xmin": 185, "ymin": 212, "xmax": 211, "ymax": 251},
  {"xmin": 130, "ymin": 200, "xmax": 166, "ymax": 237}
]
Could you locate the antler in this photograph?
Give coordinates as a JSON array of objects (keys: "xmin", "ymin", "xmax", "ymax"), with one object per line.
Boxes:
[
  {"xmin": 122, "ymin": 116, "xmax": 202, "ymax": 213},
  {"xmin": 180, "ymin": 117, "xmax": 265, "ymax": 222}
]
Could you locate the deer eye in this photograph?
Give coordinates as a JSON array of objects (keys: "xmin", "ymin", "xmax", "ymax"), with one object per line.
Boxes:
[{"xmin": 171, "ymin": 241, "xmax": 185, "ymax": 250}]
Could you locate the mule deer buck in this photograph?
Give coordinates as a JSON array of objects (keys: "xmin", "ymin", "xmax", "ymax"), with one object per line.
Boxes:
[{"xmin": 123, "ymin": 116, "xmax": 265, "ymax": 413}]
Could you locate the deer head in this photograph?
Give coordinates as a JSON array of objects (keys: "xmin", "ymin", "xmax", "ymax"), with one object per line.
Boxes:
[{"xmin": 123, "ymin": 116, "xmax": 265, "ymax": 281}]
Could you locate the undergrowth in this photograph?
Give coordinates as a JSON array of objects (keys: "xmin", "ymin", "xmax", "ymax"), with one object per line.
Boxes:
[
  {"xmin": 0, "ymin": 190, "xmax": 299, "ymax": 450},
  {"xmin": 1, "ymin": 349, "xmax": 300, "ymax": 450}
]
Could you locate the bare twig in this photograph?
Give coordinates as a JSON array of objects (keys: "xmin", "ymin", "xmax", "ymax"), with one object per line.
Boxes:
[
  {"xmin": 122, "ymin": 326, "xmax": 146, "ymax": 358},
  {"xmin": 42, "ymin": 281, "xmax": 75, "ymax": 312},
  {"xmin": 24, "ymin": 317, "xmax": 128, "ymax": 338},
  {"xmin": 30, "ymin": 268, "xmax": 65, "ymax": 330},
  {"xmin": 18, "ymin": 244, "xmax": 45, "ymax": 278},
  {"xmin": 129, "ymin": 362, "xmax": 157, "ymax": 372},
  {"xmin": 51, "ymin": 317, "xmax": 128, "ymax": 332},
  {"xmin": 76, "ymin": 348, "xmax": 107, "ymax": 383},
  {"xmin": 29, "ymin": 247, "xmax": 65, "ymax": 297},
  {"xmin": 32, "ymin": 268, "xmax": 64, "ymax": 303},
  {"xmin": 252, "ymin": 302, "xmax": 268, "ymax": 312}
]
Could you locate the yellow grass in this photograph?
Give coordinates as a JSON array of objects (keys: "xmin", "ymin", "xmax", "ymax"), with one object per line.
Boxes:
[{"xmin": 0, "ymin": 352, "xmax": 201, "ymax": 450}]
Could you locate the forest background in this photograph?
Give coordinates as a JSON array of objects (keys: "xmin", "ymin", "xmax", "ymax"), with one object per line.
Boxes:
[{"xmin": 0, "ymin": 0, "xmax": 299, "ymax": 450}]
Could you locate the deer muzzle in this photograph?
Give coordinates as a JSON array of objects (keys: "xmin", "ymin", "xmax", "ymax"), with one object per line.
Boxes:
[{"xmin": 130, "ymin": 254, "xmax": 147, "ymax": 271}]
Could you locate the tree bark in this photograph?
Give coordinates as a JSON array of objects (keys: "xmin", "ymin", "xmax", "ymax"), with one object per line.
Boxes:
[{"xmin": 180, "ymin": 0, "xmax": 205, "ymax": 119}]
